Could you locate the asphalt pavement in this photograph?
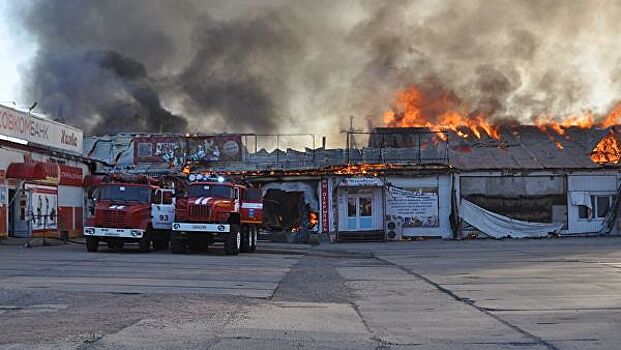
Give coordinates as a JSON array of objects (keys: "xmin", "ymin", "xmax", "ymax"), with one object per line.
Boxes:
[{"xmin": 1, "ymin": 237, "xmax": 621, "ymax": 349}]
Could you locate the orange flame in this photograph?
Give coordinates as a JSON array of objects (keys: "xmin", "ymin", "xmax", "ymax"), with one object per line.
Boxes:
[
  {"xmin": 591, "ymin": 132, "xmax": 621, "ymax": 164},
  {"xmin": 309, "ymin": 212, "xmax": 318, "ymax": 228},
  {"xmin": 383, "ymin": 86, "xmax": 621, "ymax": 141},
  {"xmin": 383, "ymin": 86, "xmax": 501, "ymax": 140},
  {"xmin": 601, "ymin": 103, "xmax": 621, "ymax": 128}
]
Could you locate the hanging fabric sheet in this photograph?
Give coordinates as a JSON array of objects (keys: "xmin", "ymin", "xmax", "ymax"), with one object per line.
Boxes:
[
  {"xmin": 569, "ymin": 192, "xmax": 592, "ymax": 208},
  {"xmin": 459, "ymin": 199, "xmax": 564, "ymax": 238}
]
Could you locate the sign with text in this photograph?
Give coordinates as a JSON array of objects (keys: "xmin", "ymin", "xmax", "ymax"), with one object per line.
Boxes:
[
  {"xmin": 339, "ymin": 177, "xmax": 383, "ymax": 187},
  {"xmin": 321, "ymin": 178, "xmax": 329, "ymax": 233},
  {"xmin": 386, "ymin": 186, "xmax": 439, "ymax": 227},
  {"xmin": 0, "ymin": 105, "xmax": 83, "ymax": 154}
]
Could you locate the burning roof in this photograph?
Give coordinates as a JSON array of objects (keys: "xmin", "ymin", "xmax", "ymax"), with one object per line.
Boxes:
[{"xmin": 377, "ymin": 84, "xmax": 621, "ymax": 169}]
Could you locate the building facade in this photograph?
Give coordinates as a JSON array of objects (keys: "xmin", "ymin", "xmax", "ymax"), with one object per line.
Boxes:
[{"xmin": 0, "ymin": 104, "xmax": 89, "ymax": 239}]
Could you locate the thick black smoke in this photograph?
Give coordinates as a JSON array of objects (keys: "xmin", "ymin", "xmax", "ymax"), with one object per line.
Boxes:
[
  {"xmin": 10, "ymin": 0, "xmax": 621, "ymax": 139},
  {"xmin": 86, "ymin": 50, "xmax": 187, "ymax": 133}
]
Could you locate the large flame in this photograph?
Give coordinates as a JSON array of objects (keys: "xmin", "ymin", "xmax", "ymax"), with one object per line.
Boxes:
[
  {"xmin": 591, "ymin": 132, "xmax": 621, "ymax": 164},
  {"xmin": 381, "ymin": 85, "xmax": 621, "ymax": 163},
  {"xmin": 383, "ymin": 86, "xmax": 501, "ymax": 140}
]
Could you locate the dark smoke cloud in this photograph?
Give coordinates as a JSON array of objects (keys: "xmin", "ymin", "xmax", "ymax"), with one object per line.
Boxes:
[{"xmin": 9, "ymin": 0, "xmax": 621, "ymax": 140}]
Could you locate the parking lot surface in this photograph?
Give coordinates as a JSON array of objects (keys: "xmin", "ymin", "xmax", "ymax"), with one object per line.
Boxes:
[{"xmin": 1, "ymin": 237, "xmax": 621, "ymax": 349}]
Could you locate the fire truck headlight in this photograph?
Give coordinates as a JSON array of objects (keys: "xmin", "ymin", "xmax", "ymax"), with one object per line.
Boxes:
[
  {"xmin": 173, "ymin": 224, "xmax": 180, "ymax": 230},
  {"xmin": 130, "ymin": 230, "xmax": 142, "ymax": 237},
  {"xmin": 84, "ymin": 228, "xmax": 94, "ymax": 235}
]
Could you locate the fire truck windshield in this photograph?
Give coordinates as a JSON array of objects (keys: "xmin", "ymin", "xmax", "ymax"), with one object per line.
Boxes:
[
  {"xmin": 99, "ymin": 184, "xmax": 151, "ymax": 203},
  {"xmin": 189, "ymin": 184, "xmax": 233, "ymax": 199}
]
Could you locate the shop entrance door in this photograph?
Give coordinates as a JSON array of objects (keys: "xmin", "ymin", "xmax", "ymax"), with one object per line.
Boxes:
[{"xmin": 347, "ymin": 193, "xmax": 374, "ymax": 231}]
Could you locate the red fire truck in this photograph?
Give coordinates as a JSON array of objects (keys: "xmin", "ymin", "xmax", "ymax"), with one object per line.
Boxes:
[
  {"xmin": 170, "ymin": 174, "xmax": 262, "ymax": 255},
  {"xmin": 83, "ymin": 174, "xmax": 175, "ymax": 252}
]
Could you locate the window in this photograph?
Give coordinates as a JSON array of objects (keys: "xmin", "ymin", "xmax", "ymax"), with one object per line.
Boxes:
[
  {"xmin": 359, "ymin": 197, "xmax": 373, "ymax": 217},
  {"xmin": 578, "ymin": 195, "xmax": 616, "ymax": 219},
  {"xmin": 578, "ymin": 205, "xmax": 591, "ymax": 219},
  {"xmin": 244, "ymin": 188, "xmax": 262, "ymax": 201},
  {"xmin": 594, "ymin": 195, "xmax": 616, "ymax": 218},
  {"xmin": 99, "ymin": 184, "xmax": 151, "ymax": 203},
  {"xmin": 347, "ymin": 197, "xmax": 356, "ymax": 217},
  {"xmin": 188, "ymin": 184, "xmax": 233, "ymax": 199},
  {"xmin": 162, "ymin": 191, "xmax": 173, "ymax": 204}
]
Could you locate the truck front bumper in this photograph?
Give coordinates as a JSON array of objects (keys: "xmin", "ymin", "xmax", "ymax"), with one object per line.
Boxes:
[
  {"xmin": 83, "ymin": 227, "xmax": 145, "ymax": 239},
  {"xmin": 172, "ymin": 222, "xmax": 230, "ymax": 234}
]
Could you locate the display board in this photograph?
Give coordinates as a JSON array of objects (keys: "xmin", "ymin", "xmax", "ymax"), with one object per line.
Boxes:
[
  {"xmin": 385, "ymin": 186, "xmax": 439, "ymax": 227},
  {"xmin": 24, "ymin": 183, "xmax": 58, "ymax": 231}
]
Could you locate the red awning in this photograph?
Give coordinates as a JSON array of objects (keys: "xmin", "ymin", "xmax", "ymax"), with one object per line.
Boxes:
[
  {"xmin": 6, "ymin": 162, "xmax": 47, "ymax": 180},
  {"xmin": 6, "ymin": 162, "xmax": 61, "ymax": 184}
]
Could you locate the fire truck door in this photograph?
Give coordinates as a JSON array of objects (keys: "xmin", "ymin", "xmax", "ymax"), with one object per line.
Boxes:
[{"xmin": 152, "ymin": 189, "xmax": 175, "ymax": 230}]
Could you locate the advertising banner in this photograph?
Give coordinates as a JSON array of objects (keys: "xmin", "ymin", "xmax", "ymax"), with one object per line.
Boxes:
[
  {"xmin": 134, "ymin": 136, "xmax": 185, "ymax": 166},
  {"xmin": 186, "ymin": 135, "xmax": 242, "ymax": 162},
  {"xmin": 24, "ymin": 183, "xmax": 58, "ymax": 231},
  {"xmin": 385, "ymin": 186, "xmax": 439, "ymax": 227},
  {"xmin": 0, "ymin": 105, "xmax": 83, "ymax": 154}
]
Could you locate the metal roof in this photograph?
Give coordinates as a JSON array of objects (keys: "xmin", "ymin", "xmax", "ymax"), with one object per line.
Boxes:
[{"xmin": 83, "ymin": 126, "xmax": 618, "ymax": 173}]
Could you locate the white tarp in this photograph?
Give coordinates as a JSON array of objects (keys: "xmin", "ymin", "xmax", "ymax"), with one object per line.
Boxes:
[
  {"xmin": 569, "ymin": 192, "xmax": 592, "ymax": 208},
  {"xmin": 459, "ymin": 199, "xmax": 564, "ymax": 238}
]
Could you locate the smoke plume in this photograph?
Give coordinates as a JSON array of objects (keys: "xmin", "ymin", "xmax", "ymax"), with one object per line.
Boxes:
[{"xmin": 9, "ymin": 0, "xmax": 621, "ymax": 141}]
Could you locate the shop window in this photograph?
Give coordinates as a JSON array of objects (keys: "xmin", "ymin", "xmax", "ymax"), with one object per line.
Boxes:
[{"xmin": 347, "ymin": 197, "xmax": 356, "ymax": 217}]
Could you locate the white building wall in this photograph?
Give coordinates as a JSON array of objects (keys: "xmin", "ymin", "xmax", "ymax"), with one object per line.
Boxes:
[{"xmin": 567, "ymin": 173, "xmax": 619, "ymax": 234}]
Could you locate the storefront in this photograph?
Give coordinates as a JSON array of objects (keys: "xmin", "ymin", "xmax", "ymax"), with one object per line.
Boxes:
[
  {"xmin": 0, "ymin": 104, "xmax": 88, "ymax": 239},
  {"xmin": 335, "ymin": 177, "xmax": 385, "ymax": 241}
]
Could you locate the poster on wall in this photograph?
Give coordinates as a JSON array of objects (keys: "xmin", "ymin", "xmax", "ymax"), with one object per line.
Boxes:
[
  {"xmin": 24, "ymin": 183, "xmax": 58, "ymax": 231},
  {"xmin": 134, "ymin": 136, "xmax": 186, "ymax": 166},
  {"xmin": 186, "ymin": 135, "xmax": 242, "ymax": 162},
  {"xmin": 385, "ymin": 186, "xmax": 439, "ymax": 227}
]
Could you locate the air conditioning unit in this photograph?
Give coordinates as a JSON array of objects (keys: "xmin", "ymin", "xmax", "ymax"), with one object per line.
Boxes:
[{"xmin": 385, "ymin": 215, "xmax": 403, "ymax": 241}]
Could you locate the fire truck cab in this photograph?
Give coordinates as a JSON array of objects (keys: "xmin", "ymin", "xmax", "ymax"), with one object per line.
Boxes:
[
  {"xmin": 83, "ymin": 174, "xmax": 174, "ymax": 252},
  {"xmin": 170, "ymin": 174, "xmax": 262, "ymax": 255}
]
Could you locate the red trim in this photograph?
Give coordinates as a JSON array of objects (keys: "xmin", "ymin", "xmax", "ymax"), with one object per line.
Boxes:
[
  {"xmin": 6, "ymin": 162, "xmax": 46, "ymax": 180},
  {"xmin": 59, "ymin": 165, "xmax": 83, "ymax": 186}
]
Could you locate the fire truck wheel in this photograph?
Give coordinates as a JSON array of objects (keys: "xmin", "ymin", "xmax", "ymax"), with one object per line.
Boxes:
[
  {"xmin": 138, "ymin": 236, "xmax": 150, "ymax": 253},
  {"xmin": 240, "ymin": 225, "xmax": 251, "ymax": 253},
  {"xmin": 86, "ymin": 237, "xmax": 99, "ymax": 252},
  {"xmin": 249, "ymin": 226, "xmax": 258, "ymax": 252},
  {"xmin": 225, "ymin": 225, "xmax": 241, "ymax": 256},
  {"xmin": 170, "ymin": 238, "xmax": 185, "ymax": 254}
]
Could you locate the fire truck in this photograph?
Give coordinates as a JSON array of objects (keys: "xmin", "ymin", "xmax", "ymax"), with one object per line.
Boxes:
[
  {"xmin": 83, "ymin": 173, "xmax": 175, "ymax": 252},
  {"xmin": 170, "ymin": 174, "xmax": 262, "ymax": 255}
]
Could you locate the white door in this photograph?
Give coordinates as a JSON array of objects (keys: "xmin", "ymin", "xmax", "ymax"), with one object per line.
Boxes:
[
  {"xmin": 346, "ymin": 193, "xmax": 374, "ymax": 231},
  {"xmin": 151, "ymin": 189, "xmax": 175, "ymax": 230}
]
